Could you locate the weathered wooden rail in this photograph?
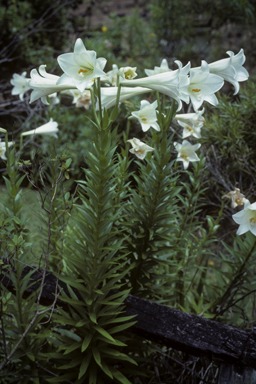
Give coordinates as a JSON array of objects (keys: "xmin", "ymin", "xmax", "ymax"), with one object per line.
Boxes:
[{"xmin": 1, "ymin": 262, "xmax": 256, "ymax": 383}]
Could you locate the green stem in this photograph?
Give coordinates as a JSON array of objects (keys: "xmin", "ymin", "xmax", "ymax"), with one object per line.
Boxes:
[
  {"xmin": 174, "ymin": 186, "xmax": 195, "ymax": 307},
  {"xmin": 90, "ymin": 86, "xmax": 100, "ymax": 129},
  {"xmin": 15, "ymin": 253, "xmax": 27, "ymax": 348},
  {"xmin": 19, "ymin": 134, "xmax": 23, "ymax": 155},
  {"xmin": 97, "ymin": 77, "xmax": 102, "ymax": 129},
  {"xmin": 4, "ymin": 130, "xmax": 11, "ymax": 175}
]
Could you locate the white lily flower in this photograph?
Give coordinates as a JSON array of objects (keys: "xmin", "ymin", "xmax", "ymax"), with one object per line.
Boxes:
[
  {"xmin": 0, "ymin": 140, "xmax": 15, "ymax": 160},
  {"xmin": 174, "ymin": 140, "xmax": 201, "ymax": 169},
  {"xmin": 96, "ymin": 86, "xmax": 151, "ymax": 111},
  {"xmin": 102, "ymin": 64, "xmax": 119, "ymax": 86},
  {"xmin": 131, "ymin": 100, "xmax": 160, "ymax": 132},
  {"xmin": 222, "ymin": 188, "xmax": 247, "ymax": 209},
  {"xmin": 228, "ymin": 49, "xmax": 249, "ymax": 82},
  {"xmin": 186, "ymin": 61, "xmax": 224, "ymax": 110},
  {"xmin": 120, "ymin": 69, "xmax": 182, "ymax": 110},
  {"xmin": 175, "ymin": 60, "xmax": 191, "ymax": 104},
  {"xmin": 232, "ymin": 200, "xmax": 256, "ymax": 235},
  {"xmin": 57, "ymin": 38, "xmax": 107, "ymax": 92},
  {"xmin": 199, "ymin": 49, "xmax": 249, "ymax": 95},
  {"xmin": 127, "ymin": 138, "xmax": 154, "ymax": 160},
  {"xmin": 175, "ymin": 109, "xmax": 205, "ymax": 139},
  {"xmin": 10, "ymin": 72, "xmax": 31, "ymax": 101},
  {"xmin": 118, "ymin": 67, "xmax": 138, "ymax": 80},
  {"xmin": 145, "ymin": 59, "xmax": 170, "ymax": 76},
  {"xmin": 21, "ymin": 118, "xmax": 58, "ymax": 138},
  {"xmin": 29, "ymin": 65, "xmax": 76, "ymax": 105},
  {"xmin": 145, "ymin": 59, "xmax": 190, "ymax": 105}
]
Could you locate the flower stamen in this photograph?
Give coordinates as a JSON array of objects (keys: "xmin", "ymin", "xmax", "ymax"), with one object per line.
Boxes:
[
  {"xmin": 192, "ymin": 89, "xmax": 201, "ymax": 92},
  {"xmin": 78, "ymin": 69, "xmax": 88, "ymax": 74},
  {"xmin": 181, "ymin": 154, "xmax": 188, "ymax": 161},
  {"xmin": 249, "ymin": 217, "xmax": 256, "ymax": 224}
]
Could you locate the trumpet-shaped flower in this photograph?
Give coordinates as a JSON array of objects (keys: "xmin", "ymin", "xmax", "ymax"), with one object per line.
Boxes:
[
  {"xmin": 145, "ymin": 59, "xmax": 170, "ymax": 76},
  {"xmin": 232, "ymin": 200, "xmax": 256, "ymax": 235},
  {"xmin": 102, "ymin": 64, "xmax": 119, "ymax": 86},
  {"xmin": 118, "ymin": 67, "xmax": 137, "ymax": 80},
  {"xmin": 222, "ymin": 188, "xmax": 247, "ymax": 209},
  {"xmin": 203, "ymin": 49, "xmax": 249, "ymax": 95},
  {"xmin": 57, "ymin": 38, "xmax": 107, "ymax": 92},
  {"xmin": 131, "ymin": 100, "xmax": 160, "ymax": 132},
  {"xmin": 175, "ymin": 60, "xmax": 191, "ymax": 104},
  {"xmin": 29, "ymin": 65, "xmax": 75, "ymax": 104},
  {"xmin": 21, "ymin": 118, "xmax": 58, "ymax": 138},
  {"xmin": 96, "ymin": 86, "xmax": 151, "ymax": 111},
  {"xmin": 186, "ymin": 61, "xmax": 224, "ymax": 110},
  {"xmin": 120, "ymin": 69, "xmax": 182, "ymax": 110},
  {"xmin": 175, "ymin": 109, "xmax": 205, "ymax": 139},
  {"xmin": 174, "ymin": 140, "xmax": 201, "ymax": 169},
  {"xmin": 10, "ymin": 72, "xmax": 31, "ymax": 101},
  {"xmin": 127, "ymin": 138, "xmax": 154, "ymax": 160},
  {"xmin": 228, "ymin": 49, "xmax": 249, "ymax": 82},
  {"xmin": 0, "ymin": 140, "xmax": 15, "ymax": 160}
]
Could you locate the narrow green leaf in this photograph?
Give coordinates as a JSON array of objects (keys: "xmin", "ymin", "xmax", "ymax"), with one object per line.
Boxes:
[
  {"xmin": 101, "ymin": 361, "xmax": 113, "ymax": 379},
  {"xmin": 110, "ymin": 106, "xmax": 118, "ymax": 122},
  {"xmin": 63, "ymin": 341, "xmax": 82, "ymax": 355},
  {"xmin": 94, "ymin": 325, "xmax": 115, "ymax": 342},
  {"xmin": 81, "ymin": 333, "xmax": 93, "ymax": 352},
  {"xmin": 96, "ymin": 334, "xmax": 127, "ymax": 347},
  {"xmin": 112, "ymin": 369, "xmax": 133, "ymax": 384},
  {"xmin": 92, "ymin": 348, "xmax": 101, "ymax": 367},
  {"xmin": 108, "ymin": 321, "xmax": 137, "ymax": 334},
  {"xmin": 57, "ymin": 275, "xmax": 89, "ymax": 293},
  {"xmin": 78, "ymin": 353, "xmax": 92, "ymax": 380},
  {"xmin": 89, "ymin": 312, "xmax": 97, "ymax": 324},
  {"xmin": 57, "ymin": 329, "xmax": 82, "ymax": 342}
]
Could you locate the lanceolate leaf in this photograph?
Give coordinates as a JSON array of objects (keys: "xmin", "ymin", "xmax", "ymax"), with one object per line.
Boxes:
[{"xmin": 81, "ymin": 333, "xmax": 93, "ymax": 352}]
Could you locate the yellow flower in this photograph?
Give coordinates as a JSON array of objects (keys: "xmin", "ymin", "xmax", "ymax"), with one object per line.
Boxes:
[
  {"xmin": 102, "ymin": 26, "xmax": 107, "ymax": 32},
  {"xmin": 208, "ymin": 260, "xmax": 214, "ymax": 266}
]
